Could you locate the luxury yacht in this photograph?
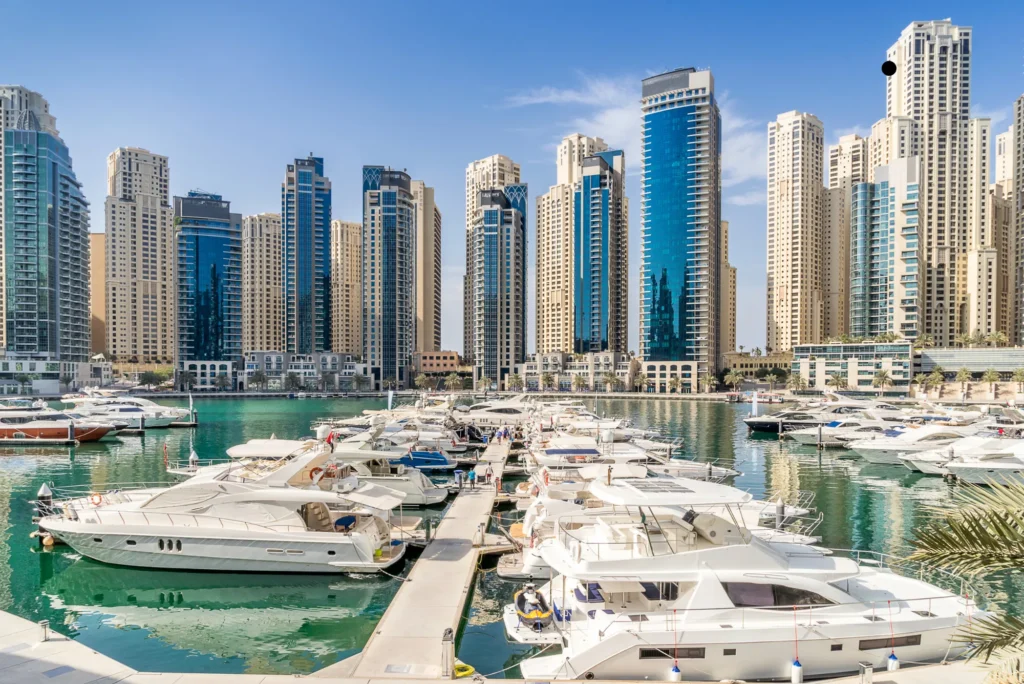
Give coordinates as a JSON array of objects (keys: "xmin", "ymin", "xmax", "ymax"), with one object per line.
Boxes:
[
  {"xmin": 742, "ymin": 403, "xmax": 868, "ymax": 433},
  {"xmin": 847, "ymin": 424, "xmax": 979, "ymax": 464},
  {"xmin": 67, "ymin": 402, "xmax": 177, "ymax": 429},
  {"xmin": 899, "ymin": 436, "xmax": 1024, "ymax": 484},
  {"xmin": 0, "ymin": 410, "xmax": 117, "ymax": 442},
  {"xmin": 335, "ymin": 429, "xmax": 457, "ymax": 470},
  {"xmin": 37, "ymin": 476, "xmax": 408, "ymax": 573},
  {"xmin": 452, "ymin": 399, "xmax": 535, "ymax": 427},
  {"xmin": 786, "ymin": 419, "xmax": 904, "ymax": 446},
  {"xmin": 503, "ymin": 482, "xmax": 985, "ymax": 681},
  {"xmin": 63, "ymin": 392, "xmax": 191, "ymax": 420}
]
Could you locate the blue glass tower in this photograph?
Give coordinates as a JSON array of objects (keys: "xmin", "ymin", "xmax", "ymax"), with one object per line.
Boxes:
[
  {"xmin": 2, "ymin": 126, "xmax": 90, "ymax": 361},
  {"xmin": 472, "ymin": 184, "xmax": 527, "ymax": 387},
  {"xmin": 283, "ymin": 156, "xmax": 332, "ymax": 353},
  {"xmin": 175, "ymin": 191, "xmax": 242, "ymax": 366},
  {"xmin": 573, "ymin": 150, "xmax": 627, "ymax": 353},
  {"xmin": 640, "ymin": 68, "xmax": 722, "ymax": 378}
]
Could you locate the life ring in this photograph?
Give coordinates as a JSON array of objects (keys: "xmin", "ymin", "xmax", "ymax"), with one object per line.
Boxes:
[
  {"xmin": 89, "ymin": 493, "xmax": 103, "ymax": 506},
  {"xmin": 454, "ymin": 663, "xmax": 475, "ymax": 679},
  {"xmin": 543, "ymin": 471, "xmax": 550, "ymax": 486},
  {"xmin": 310, "ymin": 467, "xmax": 325, "ymax": 480}
]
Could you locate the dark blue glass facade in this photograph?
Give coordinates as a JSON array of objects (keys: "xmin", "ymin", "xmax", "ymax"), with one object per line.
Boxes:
[
  {"xmin": 175, "ymin": 191, "xmax": 242, "ymax": 365},
  {"xmin": 283, "ymin": 156, "xmax": 331, "ymax": 353}
]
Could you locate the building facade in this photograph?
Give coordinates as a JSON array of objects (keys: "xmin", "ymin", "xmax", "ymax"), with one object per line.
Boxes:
[
  {"xmin": 1015, "ymin": 96, "xmax": 1024, "ymax": 343},
  {"xmin": 886, "ymin": 20, "xmax": 973, "ymax": 346},
  {"xmin": 282, "ymin": 156, "xmax": 331, "ymax": 354},
  {"xmin": 766, "ymin": 110, "xmax": 825, "ymax": 352},
  {"xmin": 471, "ymin": 185, "xmax": 527, "ymax": 388},
  {"xmin": 362, "ymin": 167, "xmax": 415, "ymax": 389},
  {"xmin": 174, "ymin": 191, "xmax": 242, "ymax": 382},
  {"xmin": 824, "ymin": 134, "xmax": 869, "ymax": 338},
  {"xmin": 330, "ymin": 220, "xmax": 361, "ymax": 357},
  {"xmin": 90, "ymin": 233, "xmax": 105, "ymax": 355},
  {"xmin": 464, "ymin": 154, "xmax": 520, "ymax": 364},
  {"xmin": 720, "ymin": 221, "xmax": 737, "ymax": 366},
  {"xmin": 574, "ymin": 150, "xmax": 628, "ymax": 354},
  {"xmin": 412, "ymin": 350, "xmax": 460, "ymax": 376},
  {"xmin": 640, "ymin": 68, "xmax": 722, "ymax": 380},
  {"xmin": 995, "ymin": 124, "xmax": 1014, "ymax": 193},
  {"xmin": 411, "ymin": 180, "xmax": 441, "ymax": 353},
  {"xmin": 3, "ymin": 125, "xmax": 90, "ymax": 361},
  {"xmin": 536, "ymin": 134, "xmax": 607, "ymax": 355},
  {"xmin": 0, "ymin": 86, "xmax": 60, "ymax": 350},
  {"xmin": 104, "ymin": 147, "xmax": 174, "ymax": 363},
  {"xmin": 849, "ymin": 156, "xmax": 921, "ymax": 339},
  {"xmin": 791, "ymin": 342, "xmax": 913, "ymax": 392},
  {"xmin": 242, "ymin": 213, "xmax": 283, "ymax": 354},
  {"xmin": 514, "ymin": 351, "xmax": 635, "ymax": 392},
  {"xmin": 242, "ymin": 351, "xmax": 362, "ymax": 390}
]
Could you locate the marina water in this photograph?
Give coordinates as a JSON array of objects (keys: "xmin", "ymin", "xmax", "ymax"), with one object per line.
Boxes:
[{"xmin": 0, "ymin": 397, "xmax": 1020, "ymax": 677}]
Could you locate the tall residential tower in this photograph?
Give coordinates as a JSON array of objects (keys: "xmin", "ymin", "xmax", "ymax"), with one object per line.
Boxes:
[
  {"xmin": 411, "ymin": 180, "xmax": 441, "ymax": 352},
  {"xmin": 242, "ymin": 213, "xmax": 283, "ymax": 353},
  {"xmin": 330, "ymin": 220, "xmax": 361, "ymax": 356}
]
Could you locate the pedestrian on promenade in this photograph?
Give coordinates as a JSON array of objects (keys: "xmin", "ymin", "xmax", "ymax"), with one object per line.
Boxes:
[
  {"xmin": 468, "ymin": 468, "xmax": 477, "ymax": 490},
  {"xmin": 485, "ymin": 464, "xmax": 494, "ymax": 485}
]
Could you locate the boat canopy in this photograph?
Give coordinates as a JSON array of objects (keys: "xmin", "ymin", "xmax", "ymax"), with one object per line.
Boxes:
[
  {"xmin": 575, "ymin": 464, "xmax": 648, "ymax": 480},
  {"xmin": 588, "ymin": 477, "xmax": 754, "ymax": 507},
  {"xmin": 226, "ymin": 439, "xmax": 317, "ymax": 460}
]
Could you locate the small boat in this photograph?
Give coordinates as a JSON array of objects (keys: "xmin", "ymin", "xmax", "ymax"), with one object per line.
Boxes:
[{"xmin": 514, "ymin": 584, "xmax": 553, "ymax": 631}]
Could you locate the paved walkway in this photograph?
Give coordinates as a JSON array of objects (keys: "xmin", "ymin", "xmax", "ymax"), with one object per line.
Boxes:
[{"xmin": 316, "ymin": 440, "xmax": 512, "ymax": 679}]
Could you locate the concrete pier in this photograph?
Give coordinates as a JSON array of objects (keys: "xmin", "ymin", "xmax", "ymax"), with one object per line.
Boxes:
[{"xmin": 316, "ymin": 440, "xmax": 512, "ymax": 680}]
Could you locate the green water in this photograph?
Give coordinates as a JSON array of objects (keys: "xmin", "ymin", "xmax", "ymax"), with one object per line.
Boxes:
[{"xmin": 0, "ymin": 397, "xmax": 1020, "ymax": 677}]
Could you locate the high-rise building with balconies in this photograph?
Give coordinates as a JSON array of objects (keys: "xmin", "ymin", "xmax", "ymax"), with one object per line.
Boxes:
[
  {"xmin": 330, "ymin": 220, "xmax": 362, "ymax": 357},
  {"xmin": 242, "ymin": 213, "xmax": 283, "ymax": 354},
  {"xmin": 282, "ymin": 156, "xmax": 331, "ymax": 353}
]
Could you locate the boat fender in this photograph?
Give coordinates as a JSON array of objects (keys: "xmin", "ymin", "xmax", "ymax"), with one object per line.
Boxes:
[
  {"xmin": 310, "ymin": 467, "xmax": 325, "ymax": 481},
  {"xmin": 668, "ymin": 665, "xmax": 682, "ymax": 682},
  {"xmin": 791, "ymin": 659, "xmax": 803, "ymax": 683},
  {"xmin": 887, "ymin": 653, "xmax": 900, "ymax": 671},
  {"xmin": 453, "ymin": 663, "xmax": 474, "ymax": 678},
  {"xmin": 42, "ymin": 534, "xmax": 55, "ymax": 548}
]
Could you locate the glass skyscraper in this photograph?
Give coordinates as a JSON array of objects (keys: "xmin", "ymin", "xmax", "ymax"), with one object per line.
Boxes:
[
  {"xmin": 640, "ymin": 68, "xmax": 722, "ymax": 380},
  {"xmin": 175, "ymin": 191, "xmax": 242, "ymax": 366},
  {"xmin": 573, "ymin": 150, "xmax": 627, "ymax": 353},
  {"xmin": 362, "ymin": 167, "xmax": 415, "ymax": 389},
  {"xmin": 471, "ymin": 184, "xmax": 527, "ymax": 388},
  {"xmin": 282, "ymin": 156, "xmax": 331, "ymax": 354},
  {"xmin": 2, "ymin": 126, "xmax": 90, "ymax": 361}
]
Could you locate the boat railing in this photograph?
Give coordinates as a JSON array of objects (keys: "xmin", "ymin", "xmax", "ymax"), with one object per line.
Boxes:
[
  {"xmin": 39, "ymin": 482, "xmax": 170, "ymax": 504},
  {"xmin": 165, "ymin": 458, "xmax": 228, "ymax": 474},
  {"xmin": 68, "ymin": 505, "xmax": 303, "ymax": 535}
]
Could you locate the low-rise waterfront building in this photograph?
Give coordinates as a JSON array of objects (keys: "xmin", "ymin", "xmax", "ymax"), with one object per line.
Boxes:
[
  {"xmin": 0, "ymin": 356, "xmax": 112, "ymax": 395},
  {"xmin": 790, "ymin": 342, "xmax": 913, "ymax": 393},
  {"xmin": 412, "ymin": 351, "xmax": 460, "ymax": 376},
  {"xmin": 513, "ymin": 352, "xmax": 635, "ymax": 392},
  {"xmin": 722, "ymin": 350, "xmax": 793, "ymax": 376},
  {"xmin": 241, "ymin": 351, "xmax": 367, "ymax": 390}
]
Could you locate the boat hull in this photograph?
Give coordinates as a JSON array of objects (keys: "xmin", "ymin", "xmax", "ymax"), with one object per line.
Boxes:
[{"xmin": 0, "ymin": 425, "xmax": 113, "ymax": 443}]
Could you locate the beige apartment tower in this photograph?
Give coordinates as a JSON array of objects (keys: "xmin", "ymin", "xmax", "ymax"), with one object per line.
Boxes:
[
  {"xmin": 536, "ymin": 134, "xmax": 608, "ymax": 355},
  {"xmin": 824, "ymin": 134, "xmax": 869, "ymax": 338},
  {"xmin": 90, "ymin": 233, "xmax": 106, "ymax": 355},
  {"xmin": 242, "ymin": 213, "xmax": 283, "ymax": 354},
  {"xmin": 411, "ymin": 181, "xmax": 441, "ymax": 352},
  {"xmin": 719, "ymin": 221, "xmax": 737, "ymax": 366},
  {"xmin": 464, "ymin": 154, "xmax": 520, "ymax": 363},
  {"xmin": 886, "ymin": 20, "xmax": 973, "ymax": 346},
  {"xmin": 104, "ymin": 147, "xmax": 175, "ymax": 363},
  {"xmin": 868, "ymin": 116, "xmax": 915, "ymax": 181},
  {"xmin": 995, "ymin": 124, "xmax": 1014, "ymax": 196},
  {"xmin": 1014, "ymin": 95, "xmax": 1024, "ymax": 343},
  {"xmin": 766, "ymin": 111, "xmax": 825, "ymax": 353},
  {"xmin": 330, "ymin": 220, "xmax": 362, "ymax": 357}
]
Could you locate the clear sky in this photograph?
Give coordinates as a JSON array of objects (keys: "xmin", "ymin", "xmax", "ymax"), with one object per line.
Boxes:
[{"xmin": 4, "ymin": 1, "xmax": 1022, "ymax": 353}]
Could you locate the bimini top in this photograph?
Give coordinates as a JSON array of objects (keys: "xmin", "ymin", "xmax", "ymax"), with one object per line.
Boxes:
[
  {"xmin": 589, "ymin": 477, "xmax": 753, "ymax": 507},
  {"xmin": 226, "ymin": 439, "xmax": 318, "ymax": 460}
]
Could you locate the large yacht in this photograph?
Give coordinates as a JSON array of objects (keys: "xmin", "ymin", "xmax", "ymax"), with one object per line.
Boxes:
[
  {"xmin": 67, "ymin": 402, "xmax": 178, "ymax": 429},
  {"xmin": 847, "ymin": 424, "xmax": 979, "ymax": 464},
  {"xmin": 0, "ymin": 410, "xmax": 117, "ymax": 442},
  {"xmin": 452, "ymin": 398, "xmax": 535, "ymax": 427},
  {"xmin": 899, "ymin": 436, "xmax": 1024, "ymax": 484},
  {"xmin": 503, "ymin": 480, "xmax": 985, "ymax": 681},
  {"xmin": 743, "ymin": 402, "xmax": 868, "ymax": 434},
  {"xmin": 786, "ymin": 418, "xmax": 904, "ymax": 446}
]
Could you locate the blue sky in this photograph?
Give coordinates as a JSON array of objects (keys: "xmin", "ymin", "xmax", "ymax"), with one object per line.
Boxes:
[{"xmin": 4, "ymin": 1, "xmax": 1022, "ymax": 353}]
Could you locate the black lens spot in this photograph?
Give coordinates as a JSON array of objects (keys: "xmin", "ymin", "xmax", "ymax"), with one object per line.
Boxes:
[{"xmin": 881, "ymin": 61, "xmax": 897, "ymax": 77}]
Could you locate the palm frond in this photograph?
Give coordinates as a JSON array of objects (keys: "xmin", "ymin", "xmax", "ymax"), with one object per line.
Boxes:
[
  {"xmin": 953, "ymin": 613, "xmax": 1024, "ymax": 664},
  {"xmin": 955, "ymin": 481, "xmax": 1024, "ymax": 515},
  {"xmin": 980, "ymin": 655, "xmax": 1024, "ymax": 684},
  {"xmin": 906, "ymin": 506, "xmax": 1024, "ymax": 574}
]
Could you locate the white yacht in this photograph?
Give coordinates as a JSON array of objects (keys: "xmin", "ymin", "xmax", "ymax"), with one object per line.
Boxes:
[
  {"xmin": 67, "ymin": 402, "xmax": 177, "ymax": 429},
  {"xmin": 899, "ymin": 436, "xmax": 1024, "ymax": 484},
  {"xmin": 743, "ymin": 402, "xmax": 868, "ymax": 434},
  {"xmin": 847, "ymin": 424, "xmax": 978, "ymax": 464},
  {"xmin": 504, "ymin": 482, "xmax": 985, "ymax": 681},
  {"xmin": 63, "ymin": 391, "xmax": 191, "ymax": 420},
  {"xmin": 452, "ymin": 399, "xmax": 535, "ymax": 427},
  {"xmin": 786, "ymin": 419, "xmax": 904, "ymax": 447},
  {"xmin": 37, "ymin": 476, "xmax": 408, "ymax": 573}
]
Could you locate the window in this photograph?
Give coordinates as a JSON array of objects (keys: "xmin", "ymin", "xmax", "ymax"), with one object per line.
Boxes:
[
  {"xmin": 859, "ymin": 635, "xmax": 920, "ymax": 651},
  {"xmin": 639, "ymin": 648, "xmax": 705, "ymax": 660},
  {"xmin": 723, "ymin": 582, "xmax": 835, "ymax": 608}
]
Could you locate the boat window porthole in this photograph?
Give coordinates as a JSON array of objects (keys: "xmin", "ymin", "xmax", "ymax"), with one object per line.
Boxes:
[
  {"xmin": 831, "ymin": 644, "xmax": 843, "ymax": 651},
  {"xmin": 158, "ymin": 539, "xmax": 164, "ymax": 550},
  {"xmin": 584, "ymin": 673, "xmax": 595, "ymax": 680},
  {"xmin": 126, "ymin": 540, "xmax": 136, "ymax": 546},
  {"xmin": 92, "ymin": 537, "xmax": 103, "ymax": 543},
  {"xmin": 724, "ymin": 648, "xmax": 736, "ymax": 656},
  {"xmin": 328, "ymin": 550, "xmax": 336, "ymax": 556},
  {"xmin": 175, "ymin": 540, "xmax": 182, "ymax": 552}
]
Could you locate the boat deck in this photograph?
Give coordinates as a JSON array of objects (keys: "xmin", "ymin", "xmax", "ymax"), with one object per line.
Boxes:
[{"xmin": 316, "ymin": 439, "xmax": 512, "ymax": 679}]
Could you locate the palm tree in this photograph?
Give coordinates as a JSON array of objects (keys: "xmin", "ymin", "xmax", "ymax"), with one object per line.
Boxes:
[
  {"xmin": 59, "ymin": 374, "xmax": 75, "ymax": 392},
  {"xmin": 444, "ymin": 372, "xmax": 462, "ymax": 392},
  {"xmin": 540, "ymin": 372, "xmax": 555, "ymax": 392},
  {"xmin": 249, "ymin": 370, "xmax": 268, "ymax": 391},
  {"xmin": 913, "ymin": 333, "xmax": 936, "ymax": 350},
  {"xmin": 700, "ymin": 375, "xmax": 716, "ymax": 394},
  {"xmin": 786, "ymin": 374, "xmax": 807, "ymax": 392},
  {"xmin": 765, "ymin": 371, "xmax": 780, "ymax": 392},
  {"xmin": 414, "ymin": 373, "xmax": 431, "ymax": 390},
  {"xmin": 871, "ymin": 370, "xmax": 892, "ymax": 396},
  {"xmin": 954, "ymin": 333, "xmax": 971, "ymax": 348},
  {"xmin": 826, "ymin": 374, "xmax": 847, "ymax": 392},
  {"xmin": 725, "ymin": 370, "xmax": 745, "ymax": 392},
  {"xmin": 214, "ymin": 374, "xmax": 231, "ymax": 391},
  {"xmin": 752, "ymin": 347, "xmax": 762, "ymax": 357},
  {"xmin": 477, "ymin": 375, "xmax": 493, "ymax": 392},
  {"xmin": 284, "ymin": 372, "xmax": 302, "ymax": 391},
  {"xmin": 632, "ymin": 372, "xmax": 649, "ymax": 392},
  {"xmin": 571, "ymin": 375, "xmax": 587, "ymax": 392},
  {"xmin": 601, "ymin": 371, "xmax": 619, "ymax": 392},
  {"xmin": 354, "ymin": 373, "xmax": 371, "ymax": 391},
  {"xmin": 668, "ymin": 377, "xmax": 681, "ymax": 394},
  {"xmin": 382, "ymin": 376, "xmax": 398, "ymax": 391},
  {"xmin": 913, "ymin": 372, "xmax": 929, "ymax": 398},
  {"xmin": 908, "ymin": 483, "xmax": 1024, "ymax": 677},
  {"xmin": 738, "ymin": 345, "xmax": 745, "ymax": 354},
  {"xmin": 1013, "ymin": 369, "xmax": 1024, "ymax": 394},
  {"xmin": 507, "ymin": 373, "xmax": 524, "ymax": 392},
  {"xmin": 981, "ymin": 369, "xmax": 1000, "ymax": 396},
  {"xmin": 14, "ymin": 373, "xmax": 32, "ymax": 394},
  {"xmin": 178, "ymin": 371, "xmax": 197, "ymax": 392},
  {"xmin": 987, "ymin": 331, "xmax": 1009, "ymax": 348},
  {"xmin": 956, "ymin": 367, "xmax": 973, "ymax": 396},
  {"xmin": 928, "ymin": 369, "xmax": 946, "ymax": 398},
  {"xmin": 319, "ymin": 370, "xmax": 337, "ymax": 392}
]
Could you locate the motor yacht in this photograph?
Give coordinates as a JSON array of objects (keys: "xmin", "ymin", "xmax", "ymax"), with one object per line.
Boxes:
[
  {"xmin": 68, "ymin": 402, "xmax": 177, "ymax": 429},
  {"xmin": 847, "ymin": 424, "xmax": 979, "ymax": 464},
  {"xmin": 897, "ymin": 434, "xmax": 993, "ymax": 474},
  {"xmin": 452, "ymin": 398, "xmax": 535, "ymax": 427},
  {"xmin": 898, "ymin": 435, "xmax": 1024, "ymax": 484},
  {"xmin": 63, "ymin": 391, "xmax": 191, "ymax": 421},
  {"xmin": 503, "ymin": 485, "xmax": 985, "ymax": 681},
  {"xmin": 0, "ymin": 410, "xmax": 117, "ymax": 442},
  {"xmin": 786, "ymin": 419, "xmax": 905, "ymax": 447},
  {"xmin": 37, "ymin": 474, "xmax": 409, "ymax": 573},
  {"xmin": 742, "ymin": 402, "xmax": 868, "ymax": 434}
]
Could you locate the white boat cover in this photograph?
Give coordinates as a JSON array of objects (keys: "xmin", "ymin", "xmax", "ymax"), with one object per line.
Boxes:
[
  {"xmin": 226, "ymin": 439, "xmax": 317, "ymax": 460},
  {"xmin": 588, "ymin": 477, "xmax": 753, "ymax": 507}
]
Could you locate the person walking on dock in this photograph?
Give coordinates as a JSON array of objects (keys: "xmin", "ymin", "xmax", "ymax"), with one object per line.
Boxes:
[
  {"xmin": 468, "ymin": 468, "xmax": 477, "ymax": 490},
  {"xmin": 484, "ymin": 463, "xmax": 493, "ymax": 485}
]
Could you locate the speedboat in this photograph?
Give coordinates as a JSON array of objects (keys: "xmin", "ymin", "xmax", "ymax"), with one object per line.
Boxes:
[
  {"xmin": 0, "ymin": 410, "xmax": 116, "ymax": 442},
  {"xmin": 847, "ymin": 424, "xmax": 978, "ymax": 464},
  {"xmin": 37, "ymin": 476, "xmax": 408, "ymax": 573},
  {"xmin": 504, "ymin": 496, "xmax": 986, "ymax": 681}
]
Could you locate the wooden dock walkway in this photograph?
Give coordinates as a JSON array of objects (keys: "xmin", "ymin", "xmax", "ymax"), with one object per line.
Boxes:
[{"xmin": 316, "ymin": 440, "xmax": 513, "ymax": 680}]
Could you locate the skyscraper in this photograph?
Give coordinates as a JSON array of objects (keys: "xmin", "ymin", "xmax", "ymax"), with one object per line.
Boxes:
[
  {"xmin": 465, "ymin": 155, "xmax": 520, "ymax": 363},
  {"xmin": 1014, "ymin": 95, "xmax": 1024, "ymax": 343},
  {"xmin": 174, "ymin": 191, "xmax": 242, "ymax": 371},
  {"xmin": 282, "ymin": 156, "xmax": 331, "ymax": 354},
  {"xmin": 363, "ymin": 167, "xmax": 415, "ymax": 389},
  {"xmin": 995, "ymin": 124, "xmax": 1014, "ymax": 196},
  {"xmin": 824, "ymin": 134, "xmax": 869, "ymax": 338},
  {"xmin": 471, "ymin": 184, "xmax": 527, "ymax": 388},
  {"xmin": 766, "ymin": 111, "xmax": 825, "ymax": 353},
  {"xmin": 0, "ymin": 86, "xmax": 60, "ymax": 350},
  {"xmin": 868, "ymin": 116, "xmax": 915, "ymax": 181},
  {"xmin": 640, "ymin": 68, "xmax": 722, "ymax": 384},
  {"xmin": 104, "ymin": 147, "xmax": 175, "ymax": 363},
  {"xmin": 411, "ymin": 180, "xmax": 441, "ymax": 352},
  {"xmin": 242, "ymin": 213, "xmax": 283, "ymax": 353},
  {"xmin": 330, "ymin": 220, "xmax": 361, "ymax": 356},
  {"xmin": 3, "ymin": 123, "xmax": 90, "ymax": 360},
  {"xmin": 719, "ymin": 221, "xmax": 736, "ymax": 366},
  {"xmin": 573, "ymin": 150, "xmax": 628, "ymax": 353},
  {"xmin": 849, "ymin": 157, "xmax": 920, "ymax": 339},
  {"xmin": 965, "ymin": 118, "xmax": 994, "ymax": 337},
  {"xmin": 90, "ymin": 233, "xmax": 105, "ymax": 355},
  {"xmin": 886, "ymin": 20, "xmax": 972, "ymax": 346}
]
